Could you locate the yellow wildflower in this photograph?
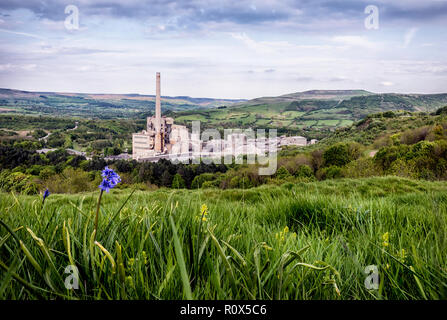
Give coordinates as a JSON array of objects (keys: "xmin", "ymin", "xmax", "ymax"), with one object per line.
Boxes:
[
  {"xmin": 196, "ymin": 204, "xmax": 209, "ymax": 222},
  {"xmin": 382, "ymin": 232, "xmax": 390, "ymax": 247},
  {"xmin": 125, "ymin": 276, "xmax": 134, "ymax": 288},
  {"xmin": 399, "ymin": 248, "xmax": 407, "ymax": 263},
  {"xmin": 276, "ymin": 226, "xmax": 291, "ymax": 242},
  {"xmin": 201, "ymin": 204, "xmax": 208, "ymax": 216}
]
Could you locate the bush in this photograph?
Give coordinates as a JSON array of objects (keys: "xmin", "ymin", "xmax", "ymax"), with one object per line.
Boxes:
[
  {"xmin": 25, "ymin": 165, "xmax": 43, "ymax": 176},
  {"xmin": 323, "ymin": 143, "xmax": 351, "ymax": 167},
  {"xmin": 374, "ymin": 145, "xmax": 410, "ymax": 171},
  {"xmin": 39, "ymin": 166, "xmax": 56, "ymax": 180},
  {"xmin": 387, "ymin": 159, "xmax": 415, "ymax": 178},
  {"xmin": 229, "ymin": 175, "xmax": 253, "ymax": 189},
  {"xmin": 435, "ymin": 105, "xmax": 447, "ymax": 115},
  {"xmin": 318, "ymin": 166, "xmax": 344, "ymax": 180},
  {"xmin": 31, "ymin": 129, "xmax": 47, "ymax": 139},
  {"xmin": 342, "ymin": 158, "xmax": 382, "ymax": 178},
  {"xmin": 191, "ymin": 173, "xmax": 216, "ymax": 189},
  {"xmin": 201, "ymin": 180, "xmax": 219, "ymax": 189},
  {"xmin": 275, "ymin": 166, "xmax": 291, "ymax": 179},
  {"xmin": 171, "ymin": 173, "xmax": 186, "ymax": 189},
  {"xmin": 44, "ymin": 167, "xmax": 100, "ymax": 193},
  {"xmin": 0, "ymin": 170, "xmax": 39, "ymax": 194},
  {"xmin": 295, "ymin": 165, "xmax": 314, "ymax": 179},
  {"xmin": 400, "ymin": 127, "xmax": 430, "ymax": 145}
]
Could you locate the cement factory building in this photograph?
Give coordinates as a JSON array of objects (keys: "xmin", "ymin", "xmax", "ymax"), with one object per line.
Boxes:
[
  {"xmin": 132, "ymin": 72, "xmax": 188, "ymax": 159},
  {"xmin": 133, "ymin": 72, "xmax": 312, "ymax": 161}
]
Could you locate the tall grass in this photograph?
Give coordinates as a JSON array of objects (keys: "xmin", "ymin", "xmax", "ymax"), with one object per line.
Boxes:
[{"xmin": 0, "ymin": 176, "xmax": 446, "ymax": 299}]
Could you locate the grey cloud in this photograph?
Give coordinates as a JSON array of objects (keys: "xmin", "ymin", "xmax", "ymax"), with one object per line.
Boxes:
[
  {"xmin": 0, "ymin": 0, "xmax": 290, "ymax": 23},
  {"xmin": 382, "ymin": 2, "xmax": 447, "ymax": 22},
  {"xmin": 0, "ymin": 0, "xmax": 446, "ymax": 34}
]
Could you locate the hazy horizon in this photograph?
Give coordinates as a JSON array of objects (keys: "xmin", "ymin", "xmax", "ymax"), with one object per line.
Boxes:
[{"xmin": 3, "ymin": 86, "xmax": 447, "ymax": 101}]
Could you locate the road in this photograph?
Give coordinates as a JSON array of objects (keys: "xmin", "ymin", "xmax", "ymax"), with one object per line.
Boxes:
[{"xmin": 38, "ymin": 121, "xmax": 78, "ymax": 142}]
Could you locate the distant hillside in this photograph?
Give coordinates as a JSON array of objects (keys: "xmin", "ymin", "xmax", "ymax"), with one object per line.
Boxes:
[
  {"xmin": 315, "ymin": 109, "xmax": 445, "ymax": 147},
  {"xmin": 172, "ymin": 90, "xmax": 447, "ymax": 135},
  {"xmin": 234, "ymin": 89, "xmax": 373, "ymax": 106},
  {"xmin": 0, "ymin": 88, "xmax": 245, "ymax": 119}
]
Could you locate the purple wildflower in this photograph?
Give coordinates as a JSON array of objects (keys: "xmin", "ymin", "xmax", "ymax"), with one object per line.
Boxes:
[
  {"xmin": 99, "ymin": 166, "xmax": 121, "ymax": 192},
  {"xmin": 42, "ymin": 188, "xmax": 50, "ymax": 206},
  {"xmin": 99, "ymin": 179, "xmax": 113, "ymax": 193},
  {"xmin": 101, "ymin": 166, "xmax": 114, "ymax": 178}
]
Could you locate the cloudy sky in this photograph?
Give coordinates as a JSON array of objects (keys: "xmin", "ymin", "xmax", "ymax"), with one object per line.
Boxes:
[{"xmin": 0, "ymin": 0, "xmax": 446, "ymax": 99}]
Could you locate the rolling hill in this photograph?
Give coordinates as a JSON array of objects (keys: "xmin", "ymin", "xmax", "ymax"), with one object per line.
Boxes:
[
  {"xmin": 172, "ymin": 90, "xmax": 447, "ymax": 135},
  {"xmin": 2, "ymin": 87, "xmax": 447, "ymax": 136},
  {"xmin": 0, "ymin": 88, "xmax": 245, "ymax": 119}
]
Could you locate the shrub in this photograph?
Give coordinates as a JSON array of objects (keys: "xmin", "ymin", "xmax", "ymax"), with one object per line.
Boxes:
[
  {"xmin": 323, "ymin": 143, "xmax": 351, "ymax": 167},
  {"xmin": 318, "ymin": 165, "xmax": 343, "ymax": 180},
  {"xmin": 311, "ymin": 149, "xmax": 324, "ymax": 170},
  {"xmin": 191, "ymin": 173, "xmax": 216, "ymax": 189},
  {"xmin": 44, "ymin": 167, "xmax": 99, "ymax": 193},
  {"xmin": 295, "ymin": 165, "xmax": 314, "ymax": 179},
  {"xmin": 374, "ymin": 145, "xmax": 410, "ymax": 171},
  {"xmin": 25, "ymin": 164, "xmax": 43, "ymax": 176},
  {"xmin": 276, "ymin": 166, "xmax": 291, "ymax": 179},
  {"xmin": 201, "ymin": 180, "xmax": 219, "ymax": 189},
  {"xmin": 160, "ymin": 171, "xmax": 173, "ymax": 187},
  {"xmin": 342, "ymin": 158, "xmax": 382, "ymax": 178},
  {"xmin": 39, "ymin": 166, "xmax": 56, "ymax": 180},
  {"xmin": 400, "ymin": 126, "xmax": 430, "ymax": 145},
  {"xmin": 229, "ymin": 175, "xmax": 253, "ymax": 189},
  {"xmin": 0, "ymin": 170, "xmax": 39, "ymax": 194},
  {"xmin": 279, "ymin": 154, "xmax": 312, "ymax": 175},
  {"xmin": 387, "ymin": 159, "xmax": 415, "ymax": 178},
  {"xmin": 172, "ymin": 173, "xmax": 186, "ymax": 189},
  {"xmin": 435, "ymin": 105, "xmax": 447, "ymax": 115},
  {"xmin": 406, "ymin": 140, "xmax": 435, "ymax": 161}
]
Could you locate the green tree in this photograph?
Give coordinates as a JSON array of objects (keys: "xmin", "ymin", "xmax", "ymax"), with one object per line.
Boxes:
[
  {"xmin": 191, "ymin": 173, "xmax": 215, "ymax": 189},
  {"xmin": 161, "ymin": 170, "xmax": 173, "ymax": 187},
  {"xmin": 323, "ymin": 143, "xmax": 351, "ymax": 167},
  {"xmin": 171, "ymin": 173, "xmax": 186, "ymax": 189},
  {"xmin": 295, "ymin": 165, "xmax": 314, "ymax": 178},
  {"xmin": 276, "ymin": 166, "xmax": 291, "ymax": 179}
]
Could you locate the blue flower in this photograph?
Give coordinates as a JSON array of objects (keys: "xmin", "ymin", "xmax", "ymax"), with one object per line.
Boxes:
[
  {"xmin": 43, "ymin": 188, "xmax": 50, "ymax": 200},
  {"xmin": 101, "ymin": 166, "xmax": 114, "ymax": 178},
  {"xmin": 99, "ymin": 179, "xmax": 113, "ymax": 193},
  {"xmin": 99, "ymin": 166, "xmax": 121, "ymax": 192}
]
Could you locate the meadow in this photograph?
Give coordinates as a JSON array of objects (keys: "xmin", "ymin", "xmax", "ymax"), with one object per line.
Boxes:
[{"xmin": 1, "ymin": 176, "xmax": 446, "ymax": 300}]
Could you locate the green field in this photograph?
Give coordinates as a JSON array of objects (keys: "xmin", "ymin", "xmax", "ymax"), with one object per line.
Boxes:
[
  {"xmin": 172, "ymin": 91, "xmax": 447, "ymax": 135},
  {"xmin": 0, "ymin": 88, "xmax": 244, "ymax": 120},
  {"xmin": 1, "ymin": 176, "xmax": 446, "ymax": 299}
]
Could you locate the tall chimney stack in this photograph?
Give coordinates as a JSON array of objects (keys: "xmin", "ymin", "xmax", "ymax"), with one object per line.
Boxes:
[
  {"xmin": 154, "ymin": 72, "xmax": 163, "ymax": 153},
  {"xmin": 155, "ymin": 72, "xmax": 161, "ymax": 132}
]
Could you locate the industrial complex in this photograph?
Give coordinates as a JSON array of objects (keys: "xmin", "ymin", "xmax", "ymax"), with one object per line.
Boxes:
[{"xmin": 132, "ymin": 73, "xmax": 315, "ymax": 162}]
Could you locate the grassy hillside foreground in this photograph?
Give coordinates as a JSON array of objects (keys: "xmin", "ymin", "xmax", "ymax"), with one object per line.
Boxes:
[{"xmin": 0, "ymin": 176, "xmax": 446, "ymax": 299}]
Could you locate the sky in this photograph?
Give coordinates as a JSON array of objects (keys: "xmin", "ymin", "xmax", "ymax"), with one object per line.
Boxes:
[{"xmin": 0, "ymin": 0, "xmax": 446, "ymax": 99}]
